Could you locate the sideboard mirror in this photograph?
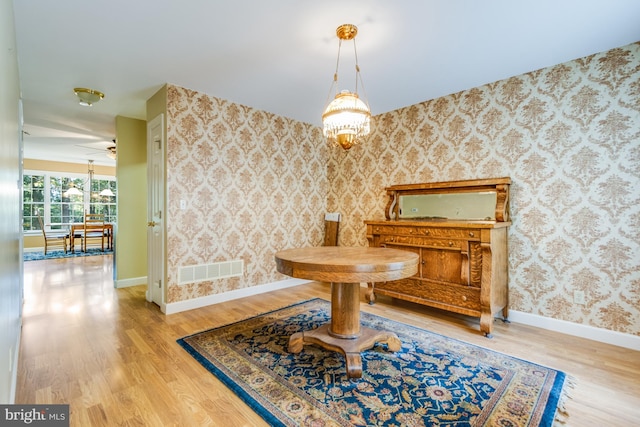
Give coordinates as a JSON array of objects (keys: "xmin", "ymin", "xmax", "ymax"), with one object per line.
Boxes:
[{"xmin": 385, "ymin": 177, "xmax": 511, "ymax": 222}]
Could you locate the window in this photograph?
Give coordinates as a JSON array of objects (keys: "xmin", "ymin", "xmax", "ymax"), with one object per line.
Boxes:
[
  {"xmin": 49, "ymin": 176, "xmax": 85, "ymax": 226},
  {"xmin": 23, "ymin": 170, "xmax": 117, "ymax": 232},
  {"xmin": 23, "ymin": 174, "xmax": 45, "ymax": 231},
  {"xmin": 90, "ymin": 178, "xmax": 117, "ymax": 223}
]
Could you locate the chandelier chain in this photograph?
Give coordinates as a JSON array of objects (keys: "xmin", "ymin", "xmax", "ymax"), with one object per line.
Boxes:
[
  {"xmin": 324, "ymin": 39, "xmax": 343, "ymax": 110},
  {"xmin": 352, "ymin": 38, "xmax": 359, "ymax": 93}
]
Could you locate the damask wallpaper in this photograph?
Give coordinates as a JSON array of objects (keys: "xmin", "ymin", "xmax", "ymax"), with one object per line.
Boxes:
[
  {"xmin": 327, "ymin": 42, "xmax": 640, "ymax": 335},
  {"xmin": 164, "ymin": 42, "xmax": 639, "ymax": 336},
  {"xmin": 165, "ymin": 85, "xmax": 327, "ymax": 303}
]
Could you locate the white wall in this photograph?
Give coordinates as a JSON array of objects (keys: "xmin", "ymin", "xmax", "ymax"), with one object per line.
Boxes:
[{"xmin": 0, "ymin": 0, "xmax": 23, "ymax": 403}]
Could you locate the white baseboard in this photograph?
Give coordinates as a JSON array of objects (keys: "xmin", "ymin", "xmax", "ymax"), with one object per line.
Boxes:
[
  {"xmin": 162, "ymin": 281, "xmax": 640, "ymax": 351},
  {"xmin": 509, "ymin": 310, "xmax": 640, "ymax": 351},
  {"xmin": 163, "ymin": 278, "xmax": 311, "ymax": 315},
  {"xmin": 115, "ymin": 276, "xmax": 147, "ymax": 289},
  {"xmin": 10, "ymin": 326, "xmax": 21, "ymax": 403}
]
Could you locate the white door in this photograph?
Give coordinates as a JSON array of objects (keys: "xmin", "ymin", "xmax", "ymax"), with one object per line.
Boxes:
[{"xmin": 147, "ymin": 114, "xmax": 164, "ymax": 307}]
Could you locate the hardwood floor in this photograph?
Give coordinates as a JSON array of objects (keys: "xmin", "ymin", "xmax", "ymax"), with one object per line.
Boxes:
[{"xmin": 18, "ymin": 255, "xmax": 640, "ymax": 426}]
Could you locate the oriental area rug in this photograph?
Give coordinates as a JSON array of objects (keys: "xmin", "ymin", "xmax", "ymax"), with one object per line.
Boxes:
[
  {"xmin": 23, "ymin": 248, "xmax": 113, "ymax": 262},
  {"xmin": 178, "ymin": 299, "xmax": 570, "ymax": 427}
]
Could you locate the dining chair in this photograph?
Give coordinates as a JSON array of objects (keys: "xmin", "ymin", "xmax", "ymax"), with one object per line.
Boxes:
[
  {"xmin": 82, "ymin": 212, "xmax": 106, "ymax": 252},
  {"xmin": 323, "ymin": 213, "xmax": 340, "ymax": 246},
  {"xmin": 67, "ymin": 226, "xmax": 84, "ymax": 253},
  {"xmin": 36, "ymin": 214, "xmax": 68, "ymax": 255}
]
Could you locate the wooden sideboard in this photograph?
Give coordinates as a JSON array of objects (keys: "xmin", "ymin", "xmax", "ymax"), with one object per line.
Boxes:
[{"xmin": 364, "ymin": 177, "xmax": 511, "ymax": 337}]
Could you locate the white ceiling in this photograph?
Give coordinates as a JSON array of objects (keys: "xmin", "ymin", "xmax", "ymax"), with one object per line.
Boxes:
[{"xmin": 14, "ymin": 0, "xmax": 640, "ymax": 167}]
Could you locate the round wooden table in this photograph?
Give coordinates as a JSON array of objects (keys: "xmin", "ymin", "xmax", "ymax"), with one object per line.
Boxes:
[{"xmin": 275, "ymin": 246, "xmax": 419, "ymax": 378}]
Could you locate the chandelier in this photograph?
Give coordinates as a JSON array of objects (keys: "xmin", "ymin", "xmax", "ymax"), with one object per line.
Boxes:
[
  {"xmin": 322, "ymin": 24, "xmax": 371, "ymax": 151},
  {"xmin": 63, "ymin": 160, "xmax": 114, "ymax": 197}
]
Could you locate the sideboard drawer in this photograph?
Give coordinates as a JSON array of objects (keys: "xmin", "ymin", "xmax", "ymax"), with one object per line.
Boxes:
[
  {"xmin": 383, "ymin": 235, "xmax": 468, "ymax": 250},
  {"xmin": 414, "ymin": 228, "xmax": 480, "ymax": 240},
  {"xmin": 376, "ymin": 279, "xmax": 481, "ymax": 312},
  {"xmin": 370, "ymin": 224, "xmax": 480, "ymax": 241}
]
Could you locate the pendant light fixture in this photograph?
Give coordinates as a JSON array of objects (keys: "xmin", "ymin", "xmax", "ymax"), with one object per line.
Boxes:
[
  {"xmin": 62, "ymin": 160, "xmax": 114, "ymax": 197},
  {"xmin": 322, "ymin": 24, "xmax": 371, "ymax": 151},
  {"xmin": 74, "ymin": 88, "xmax": 105, "ymax": 106},
  {"xmin": 63, "ymin": 160, "xmax": 95, "ymax": 197}
]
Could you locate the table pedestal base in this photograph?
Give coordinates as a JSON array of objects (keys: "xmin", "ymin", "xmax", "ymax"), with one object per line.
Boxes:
[
  {"xmin": 288, "ymin": 323, "xmax": 401, "ymax": 378},
  {"xmin": 275, "ymin": 249, "xmax": 418, "ymax": 379}
]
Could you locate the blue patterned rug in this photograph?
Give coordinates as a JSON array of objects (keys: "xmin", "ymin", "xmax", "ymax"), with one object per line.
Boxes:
[
  {"xmin": 178, "ymin": 298, "xmax": 571, "ymax": 427},
  {"xmin": 24, "ymin": 248, "xmax": 113, "ymax": 262}
]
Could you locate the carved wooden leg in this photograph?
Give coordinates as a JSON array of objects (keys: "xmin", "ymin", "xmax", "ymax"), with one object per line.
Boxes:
[
  {"xmin": 502, "ymin": 306, "xmax": 510, "ymax": 322},
  {"xmin": 480, "ymin": 310, "xmax": 494, "ymax": 338},
  {"xmin": 366, "ymin": 282, "xmax": 377, "ymax": 305},
  {"xmin": 345, "ymin": 353, "xmax": 363, "ymax": 378},
  {"xmin": 384, "ymin": 334, "xmax": 401, "ymax": 352},
  {"xmin": 288, "ymin": 332, "xmax": 304, "ymax": 353}
]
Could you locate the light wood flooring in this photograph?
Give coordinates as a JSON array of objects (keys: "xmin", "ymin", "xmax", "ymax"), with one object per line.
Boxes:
[{"xmin": 17, "ymin": 255, "xmax": 640, "ymax": 426}]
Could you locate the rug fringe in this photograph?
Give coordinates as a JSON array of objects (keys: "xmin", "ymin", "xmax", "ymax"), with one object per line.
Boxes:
[{"xmin": 553, "ymin": 375, "xmax": 577, "ymax": 426}]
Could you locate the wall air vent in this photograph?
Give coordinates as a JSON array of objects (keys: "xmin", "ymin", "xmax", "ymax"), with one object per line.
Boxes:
[{"xmin": 179, "ymin": 259, "xmax": 244, "ymax": 285}]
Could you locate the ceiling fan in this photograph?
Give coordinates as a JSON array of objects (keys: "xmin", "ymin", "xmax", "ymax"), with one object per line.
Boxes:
[{"xmin": 106, "ymin": 140, "xmax": 116, "ymax": 159}]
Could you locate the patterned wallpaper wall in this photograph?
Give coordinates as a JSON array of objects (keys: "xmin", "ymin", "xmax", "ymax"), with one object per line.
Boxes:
[
  {"xmin": 164, "ymin": 42, "xmax": 639, "ymax": 336},
  {"xmin": 165, "ymin": 85, "xmax": 327, "ymax": 303},
  {"xmin": 327, "ymin": 42, "xmax": 640, "ymax": 335}
]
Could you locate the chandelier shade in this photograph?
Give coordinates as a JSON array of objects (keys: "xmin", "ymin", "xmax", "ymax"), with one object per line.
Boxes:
[
  {"xmin": 322, "ymin": 91, "xmax": 371, "ymax": 150},
  {"xmin": 322, "ymin": 24, "xmax": 371, "ymax": 150},
  {"xmin": 64, "ymin": 186, "xmax": 83, "ymax": 196}
]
